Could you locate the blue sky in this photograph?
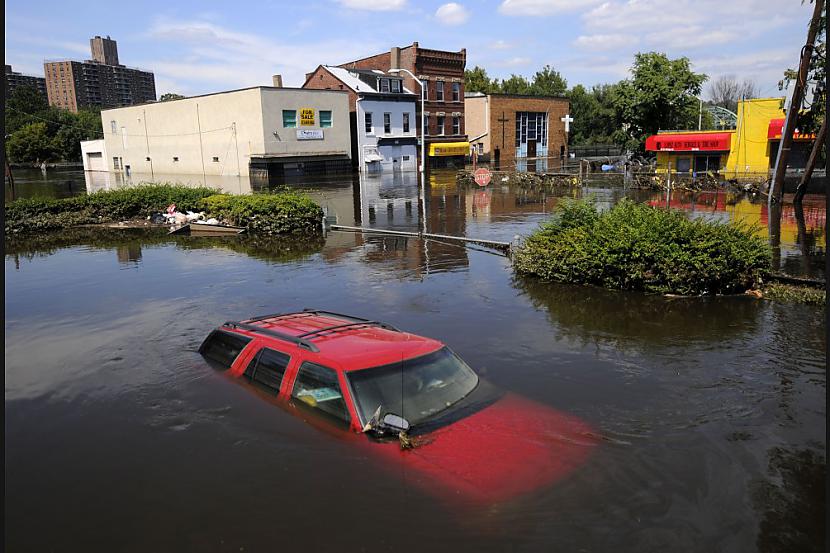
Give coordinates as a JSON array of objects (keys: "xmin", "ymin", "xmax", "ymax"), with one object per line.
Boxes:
[{"xmin": 5, "ymin": 0, "xmax": 815, "ymax": 99}]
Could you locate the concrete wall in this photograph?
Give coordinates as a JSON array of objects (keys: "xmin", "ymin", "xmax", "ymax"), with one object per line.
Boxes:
[
  {"xmin": 99, "ymin": 87, "xmax": 351, "ymax": 177},
  {"xmin": 464, "ymin": 95, "xmax": 489, "ymax": 154},
  {"xmin": 259, "ymin": 88, "xmax": 351, "ymax": 158},
  {"xmin": 81, "ymin": 139, "xmax": 107, "ymax": 171}
]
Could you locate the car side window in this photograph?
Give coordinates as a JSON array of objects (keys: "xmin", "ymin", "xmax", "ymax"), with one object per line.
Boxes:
[
  {"xmin": 199, "ymin": 330, "xmax": 252, "ymax": 370},
  {"xmin": 244, "ymin": 347, "xmax": 290, "ymax": 393},
  {"xmin": 291, "ymin": 362, "xmax": 350, "ymax": 424}
]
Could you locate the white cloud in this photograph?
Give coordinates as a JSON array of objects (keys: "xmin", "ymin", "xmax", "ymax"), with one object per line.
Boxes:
[
  {"xmin": 490, "ymin": 40, "xmax": 513, "ymax": 50},
  {"xmin": 499, "ymin": 0, "xmax": 601, "ymax": 16},
  {"xmin": 573, "ymin": 34, "xmax": 635, "ymax": 51},
  {"xmin": 435, "ymin": 3, "xmax": 470, "ymax": 25},
  {"xmin": 140, "ymin": 19, "xmax": 381, "ymax": 95},
  {"xmin": 493, "ymin": 56, "xmax": 532, "ymax": 67},
  {"xmin": 336, "ymin": 0, "xmax": 406, "ymax": 10}
]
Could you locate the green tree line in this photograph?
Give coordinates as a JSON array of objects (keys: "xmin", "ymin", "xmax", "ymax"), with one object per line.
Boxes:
[
  {"xmin": 4, "ymin": 86, "xmax": 103, "ymax": 164},
  {"xmin": 465, "ymin": 52, "xmax": 708, "ymax": 150}
]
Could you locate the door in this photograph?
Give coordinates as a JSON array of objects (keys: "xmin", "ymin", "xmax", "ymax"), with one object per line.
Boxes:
[{"xmin": 527, "ymin": 140, "xmax": 537, "ymax": 173}]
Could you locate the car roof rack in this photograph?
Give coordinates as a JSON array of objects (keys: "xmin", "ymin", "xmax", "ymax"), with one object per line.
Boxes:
[
  {"xmin": 222, "ymin": 321, "xmax": 320, "ymax": 352},
  {"xmin": 224, "ymin": 309, "xmax": 400, "ymax": 352}
]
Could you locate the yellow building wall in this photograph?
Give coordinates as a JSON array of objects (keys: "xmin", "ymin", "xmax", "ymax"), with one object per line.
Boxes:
[{"xmin": 653, "ymin": 98, "xmax": 785, "ymax": 180}]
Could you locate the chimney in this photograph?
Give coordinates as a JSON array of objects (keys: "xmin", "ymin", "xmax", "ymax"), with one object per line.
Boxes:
[
  {"xmin": 272, "ymin": 74, "xmax": 283, "ymax": 88},
  {"xmin": 390, "ymin": 47, "xmax": 401, "ymax": 70}
]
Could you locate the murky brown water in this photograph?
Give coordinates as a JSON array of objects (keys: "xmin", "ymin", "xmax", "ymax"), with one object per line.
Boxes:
[{"xmin": 5, "ymin": 170, "xmax": 826, "ymax": 551}]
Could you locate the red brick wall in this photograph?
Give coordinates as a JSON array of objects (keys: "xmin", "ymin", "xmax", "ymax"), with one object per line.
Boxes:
[
  {"xmin": 488, "ymin": 95, "xmax": 570, "ymax": 164},
  {"xmin": 302, "ymin": 66, "xmax": 358, "ymax": 111}
]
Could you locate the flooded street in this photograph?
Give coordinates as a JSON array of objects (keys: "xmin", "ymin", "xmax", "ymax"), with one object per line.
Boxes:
[{"xmin": 5, "ymin": 169, "xmax": 826, "ymax": 552}]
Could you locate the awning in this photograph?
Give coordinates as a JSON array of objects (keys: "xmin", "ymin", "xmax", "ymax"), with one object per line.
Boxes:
[
  {"xmin": 645, "ymin": 132, "xmax": 732, "ymax": 152},
  {"xmin": 428, "ymin": 141, "xmax": 470, "ymax": 157},
  {"xmin": 767, "ymin": 118, "xmax": 816, "ymax": 140}
]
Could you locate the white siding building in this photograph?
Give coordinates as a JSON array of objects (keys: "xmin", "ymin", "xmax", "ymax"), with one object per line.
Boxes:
[
  {"xmin": 306, "ymin": 66, "xmax": 417, "ymax": 173},
  {"xmin": 97, "ymin": 86, "xmax": 351, "ymax": 179}
]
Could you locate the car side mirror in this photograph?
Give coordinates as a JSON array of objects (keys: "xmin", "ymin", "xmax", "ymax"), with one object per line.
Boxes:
[{"xmin": 382, "ymin": 413, "xmax": 410, "ymax": 432}]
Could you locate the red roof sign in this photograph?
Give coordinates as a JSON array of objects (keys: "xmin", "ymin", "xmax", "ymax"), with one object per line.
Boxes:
[
  {"xmin": 767, "ymin": 118, "xmax": 816, "ymax": 140},
  {"xmin": 645, "ymin": 132, "xmax": 733, "ymax": 152}
]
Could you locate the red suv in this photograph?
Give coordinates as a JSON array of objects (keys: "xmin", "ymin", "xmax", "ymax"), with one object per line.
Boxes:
[{"xmin": 200, "ymin": 309, "xmax": 597, "ymax": 504}]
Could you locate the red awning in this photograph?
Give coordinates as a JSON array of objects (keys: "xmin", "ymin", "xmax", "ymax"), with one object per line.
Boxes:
[
  {"xmin": 645, "ymin": 132, "xmax": 732, "ymax": 152},
  {"xmin": 767, "ymin": 118, "xmax": 816, "ymax": 140}
]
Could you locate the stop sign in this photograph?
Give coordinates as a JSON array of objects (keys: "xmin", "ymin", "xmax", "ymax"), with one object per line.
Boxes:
[{"xmin": 474, "ymin": 168, "xmax": 492, "ymax": 187}]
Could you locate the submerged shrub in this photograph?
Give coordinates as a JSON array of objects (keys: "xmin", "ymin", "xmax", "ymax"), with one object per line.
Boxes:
[
  {"xmin": 5, "ymin": 184, "xmax": 323, "ymax": 236},
  {"xmin": 514, "ymin": 198, "xmax": 771, "ymax": 295}
]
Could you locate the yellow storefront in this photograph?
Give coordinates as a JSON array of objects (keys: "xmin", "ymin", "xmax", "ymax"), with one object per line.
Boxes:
[
  {"xmin": 646, "ymin": 98, "xmax": 814, "ymax": 181},
  {"xmin": 427, "ymin": 141, "xmax": 470, "ymax": 168}
]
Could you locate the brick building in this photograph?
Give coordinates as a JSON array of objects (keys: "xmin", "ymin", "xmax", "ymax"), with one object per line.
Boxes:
[
  {"xmin": 338, "ymin": 42, "xmax": 469, "ymax": 168},
  {"xmin": 465, "ymin": 93, "xmax": 570, "ymax": 172},
  {"xmin": 5, "ymin": 65, "xmax": 47, "ymax": 97},
  {"xmin": 44, "ymin": 36, "xmax": 156, "ymax": 112}
]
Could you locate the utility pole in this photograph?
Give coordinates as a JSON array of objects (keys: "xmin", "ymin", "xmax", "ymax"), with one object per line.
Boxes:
[{"xmin": 769, "ymin": 0, "xmax": 824, "ymax": 203}]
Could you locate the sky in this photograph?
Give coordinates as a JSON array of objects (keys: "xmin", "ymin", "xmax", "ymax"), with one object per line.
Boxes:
[{"xmin": 4, "ymin": 0, "xmax": 816, "ymax": 100}]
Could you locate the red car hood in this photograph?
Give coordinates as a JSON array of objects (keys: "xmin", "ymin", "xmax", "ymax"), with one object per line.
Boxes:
[{"xmin": 369, "ymin": 392, "xmax": 598, "ymax": 504}]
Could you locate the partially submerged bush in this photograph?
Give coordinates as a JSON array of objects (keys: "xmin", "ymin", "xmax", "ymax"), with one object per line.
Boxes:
[
  {"xmin": 514, "ymin": 198, "xmax": 771, "ymax": 295},
  {"xmin": 5, "ymin": 184, "xmax": 217, "ymax": 234},
  {"xmin": 199, "ymin": 193, "xmax": 322, "ymax": 235},
  {"xmin": 5, "ymin": 185, "xmax": 323, "ymax": 236},
  {"xmin": 762, "ymin": 283, "xmax": 825, "ymax": 305}
]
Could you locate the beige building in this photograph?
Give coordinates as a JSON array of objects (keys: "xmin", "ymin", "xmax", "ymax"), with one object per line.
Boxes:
[{"xmin": 94, "ymin": 86, "xmax": 351, "ymax": 178}]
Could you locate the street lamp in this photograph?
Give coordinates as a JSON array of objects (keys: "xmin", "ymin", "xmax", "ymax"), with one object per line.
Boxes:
[{"xmin": 388, "ymin": 68, "xmax": 425, "ymax": 177}]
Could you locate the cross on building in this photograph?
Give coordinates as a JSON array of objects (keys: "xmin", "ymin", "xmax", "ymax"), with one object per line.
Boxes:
[{"xmin": 561, "ymin": 114, "xmax": 574, "ymax": 133}]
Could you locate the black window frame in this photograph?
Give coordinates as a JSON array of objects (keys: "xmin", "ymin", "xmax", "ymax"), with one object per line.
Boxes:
[
  {"xmin": 199, "ymin": 329, "xmax": 252, "ymax": 370},
  {"xmin": 365, "ymin": 112, "xmax": 373, "ymax": 134},
  {"xmin": 383, "ymin": 112, "xmax": 391, "ymax": 134},
  {"xmin": 436, "ymin": 80, "xmax": 444, "ymax": 101},
  {"xmin": 243, "ymin": 346, "xmax": 291, "ymax": 394}
]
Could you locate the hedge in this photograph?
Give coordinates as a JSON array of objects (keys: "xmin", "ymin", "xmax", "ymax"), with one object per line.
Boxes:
[
  {"xmin": 513, "ymin": 198, "xmax": 771, "ymax": 295},
  {"xmin": 198, "ymin": 193, "xmax": 322, "ymax": 235}
]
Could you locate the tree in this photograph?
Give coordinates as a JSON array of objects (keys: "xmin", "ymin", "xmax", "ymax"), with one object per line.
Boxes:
[
  {"xmin": 159, "ymin": 93, "xmax": 186, "ymax": 102},
  {"xmin": 613, "ymin": 52, "xmax": 708, "ymax": 149},
  {"xmin": 500, "ymin": 74, "xmax": 532, "ymax": 95},
  {"xmin": 568, "ymin": 83, "xmax": 619, "ymax": 145},
  {"xmin": 707, "ymin": 75, "xmax": 759, "ymax": 112},
  {"xmin": 6, "ymin": 122, "xmax": 55, "ymax": 163},
  {"xmin": 5, "ymin": 85, "xmax": 50, "ymax": 135},
  {"xmin": 530, "ymin": 65, "xmax": 567, "ymax": 96},
  {"xmin": 464, "ymin": 66, "xmax": 497, "ymax": 94}
]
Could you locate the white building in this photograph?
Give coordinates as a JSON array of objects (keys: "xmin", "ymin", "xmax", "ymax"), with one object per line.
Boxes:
[
  {"xmin": 91, "ymin": 85, "xmax": 351, "ymax": 180},
  {"xmin": 304, "ymin": 66, "xmax": 418, "ymax": 173}
]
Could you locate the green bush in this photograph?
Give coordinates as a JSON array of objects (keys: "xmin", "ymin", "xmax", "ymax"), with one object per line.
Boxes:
[
  {"xmin": 5, "ymin": 185, "xmax": 322, "ymax": 236},
  {"xmin": 199, "ymin": 193, "xmax": 322, "ymax": 235},
  {"xmin": 514, "ymin": 198, "xmax": 771, "ymax": 295}
]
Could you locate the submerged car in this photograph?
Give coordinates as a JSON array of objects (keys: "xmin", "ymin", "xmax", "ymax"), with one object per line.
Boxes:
[{"xmin": 200, "ymin": 309, "xmax": 597, "ymax": 503}]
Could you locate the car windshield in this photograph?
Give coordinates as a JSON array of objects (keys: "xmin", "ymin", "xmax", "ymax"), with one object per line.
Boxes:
[{"xmin": 347, "ymin": 347, "xmax": 479, "ymax": 427}]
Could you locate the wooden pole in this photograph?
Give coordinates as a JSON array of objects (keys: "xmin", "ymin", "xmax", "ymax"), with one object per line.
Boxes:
[
  {"xmin": 793, "ymin": 117, "xmax": 827, "ymax": 204},
  {"xmin": 769, "ymin": 0, "xmax": 824, "ymax": 203}
]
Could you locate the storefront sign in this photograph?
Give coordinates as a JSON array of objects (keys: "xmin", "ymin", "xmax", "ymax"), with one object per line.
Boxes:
[
  {"xmin": 428, "ymin": 141, "xmax": 470, "ymax": 157},
  {"xmin": 297, "ymin": 129, "xmax": 324, "ymax": 140},
  {"xmin": 645, "ymin": 133, "xmax": 732, "ymax": 152},
  {"xmin": 299, "ymin": 108, "xmax": 315, "ymax": 126}
]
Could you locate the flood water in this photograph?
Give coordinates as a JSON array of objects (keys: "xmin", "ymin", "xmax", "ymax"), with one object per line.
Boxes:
[{"xmin": 5, "ymin": 169, "xmax": 826, "ymax": 552}]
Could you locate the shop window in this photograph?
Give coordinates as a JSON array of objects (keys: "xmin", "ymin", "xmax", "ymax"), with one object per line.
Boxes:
[
  {"xmin": 320, "ymin": 110, "xmax": 332, "ymax": 128},
  {"xmin": 282, "ymin": 110, "xmax": 297, "ymax": 128},
  {"xmin": 292, "ymin": 362, "xmax": 349, "ymax": 424},
  {"xmin": 676, "ymin": 158, "xmax": 691, "ymax": 173},
  {"xmin": 694, "ymin": 155, "xmax": 720, "ymax": 173}
]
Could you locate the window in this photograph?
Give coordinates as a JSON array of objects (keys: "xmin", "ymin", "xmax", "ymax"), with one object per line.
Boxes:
[
  {"xmin": 403, "ymin": 155, "xmax": 410, "ymax": 161},
  {"xmin": 436, "ymin": 80, "xmax": 444, "ymax": 101},
  {"xmin": 403, "ymin": 112, "xmax": 410, "ymax": 133},
  {"xmin": 292, "ymin": 362, "xmax": 349, "ymax": 423},
  {"xmin": 244, "ymin": 347, "xmax": 291, "ymax": 393},
  {"xmin": 391, "ymin": 79, "xmax": 401, "ymax": 93},
  {"xmin": 676, "ymin": 158, "xmax": 691, "ymax": 173},
  {"xmin": 452, "ymin": 116, "xmax": 460, "ymax": 135},
  {"xmin": 199, "ymin": 330, "xmax": 252, "ymax": 370},
  {"xmin": 173, "ymin": 156, "xmax": 179, "ymax": 162},
  {"xmin": 113, "ymin": 157, "xmax": 121, "ymax": 170},
  {"xmin": 384, "ymin": 113, "xmax": 391, "ymax": 134},
  {"xmin": 424, "ymin": 115, "xmax": 430, "ymax": 135},
  {"xmin": 477, "ymin": 143, "xmax": 484, "ymax": 155},
  {"xmin": 436, "ymin": 115, "xmax": 445, "ymax": 136},
  {"xmin": 320, "ymin": 110, "xmax": 332, "ymax": 128},
  {"xmin": 110, "ymin": 120, "xmax": 117, "ymax": 134},
  {"xmin": 452, "ymin": 82, "xmax": 460, "ymax": 102},
  {"xmin": 212, "ymin": 156, "xmax": 220, "ymax": 162},
  {"xmin": 282, "ymin": 110, "xmax": 297, "ymax": 128},
  {"xmin": 694, "ymin": 155, "xmax": 720, "ymax": 173},
  {"xmin": 365, "ymin": 112, "xmax": 373, "ymax": 134},
  {"xmin": 420, "ymin": 79, "xmax": 428, "ymax": 99},
  {"xmin": 380, "ymin": 78, "xmax": 390, "ymax": 93}
]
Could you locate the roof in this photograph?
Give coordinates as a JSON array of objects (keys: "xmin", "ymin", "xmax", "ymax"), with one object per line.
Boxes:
[
  {"xmin": 228, "ymin": 311, "xmax": 443, "ymax": 371},
  {"xmin": 320, "ymin": 65, "xmax": 416, "ymax": 95}
]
